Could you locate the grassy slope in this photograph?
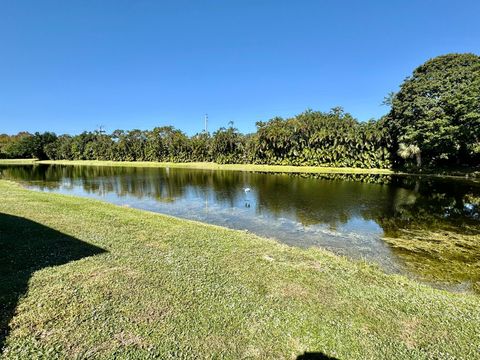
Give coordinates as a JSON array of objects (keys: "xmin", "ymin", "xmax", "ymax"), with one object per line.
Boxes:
[{"xmin": 0, "ymin": 181, "xmax": 479, "ymax": 359}]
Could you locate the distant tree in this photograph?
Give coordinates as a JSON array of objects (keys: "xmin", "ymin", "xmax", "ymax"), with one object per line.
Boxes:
[
  {"xmin": 0, "ymin": 134, "xmax": 10, "ymax": 157},
  {"xmin": 254, "ymin": 109, "xmax": 391, "ymax": 168},
  {"xmin": 55, "ymin": 135, "xmax": 74, "ymax": 160},
  {"xmin": 44, "ymin": 142, "xmax": 58, "ymax": 160},
  {"xmin": 5, "ymin": 132, "xmax": 56, "ymax": 159},
  {"xmin": 159, "ymin": 126, "xmax": 190, "ymax": 162},
  {"xmin": 70, "ymin": 132, "xmax": 96, "ymax": 160},
  {"xmin": 211, "ymin": 123, "xmax": 245, "ymax": 164},
  {"xmin": 190, "ymin": 132, "xmax": 212, "ymax": 162},
  {"xmin": 0, "ymin": 132, "xmax": 31, "ymax": 158},
  {"xmin": 388, "ymin": 53, "xmax": 480, "ymax": 167},
  {"xmin": 33, "ymin": 132, "xmax": 58, "ymax": 159},
  {"xmin": 85, "ymin": 133, "xmax": 115, "ymax": 160}
]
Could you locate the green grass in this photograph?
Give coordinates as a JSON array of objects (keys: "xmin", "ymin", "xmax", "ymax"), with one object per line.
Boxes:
[
  {"xmin": 0, "ymin": 159, "xmax": 37, "ymax": 165},
  {"xmin": 1, "ymin": 180, "xmax": 479, "ymax": 359}
]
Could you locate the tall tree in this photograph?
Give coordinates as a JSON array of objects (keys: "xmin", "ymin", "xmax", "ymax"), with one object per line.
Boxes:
[{"xmin": 388, "ymin": 53, "xmax": 480, "ymax": 167}]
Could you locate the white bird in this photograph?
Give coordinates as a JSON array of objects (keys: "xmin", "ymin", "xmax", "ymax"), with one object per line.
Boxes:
[{"xmin": 243, "ymin": 187, "xmax": 251, "ymax": 193}]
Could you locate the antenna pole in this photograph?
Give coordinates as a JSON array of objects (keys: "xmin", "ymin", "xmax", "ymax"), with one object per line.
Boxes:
[{"xmin": 204, "ymin": 114, "xmax": 208, "ymax": 133}]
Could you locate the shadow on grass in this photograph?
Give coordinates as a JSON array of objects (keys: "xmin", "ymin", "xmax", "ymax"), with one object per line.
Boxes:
[
  {"xmin": 0, "ymin": 213, "xmax": 106, "ymax": 353},
  {"xmin": 297, "ymin": 352, "xmax": 339, "ymax": 360}
]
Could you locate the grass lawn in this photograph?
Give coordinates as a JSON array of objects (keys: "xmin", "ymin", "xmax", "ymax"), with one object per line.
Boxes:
[
  {"xmin": 0, "ymin": 159, "xmax": 37, "ymax": 165},
  {"xmin": 0, "ymin": 180, "xmax": 479, "ymax": 359}
]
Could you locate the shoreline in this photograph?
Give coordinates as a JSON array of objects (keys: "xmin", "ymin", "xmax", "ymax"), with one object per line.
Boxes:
[{"xmin": 1, "ymin": 159, "xmax": 478, "ymax": 180}]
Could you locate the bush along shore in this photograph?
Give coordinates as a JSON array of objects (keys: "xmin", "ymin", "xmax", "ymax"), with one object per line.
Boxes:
[{"xmin": 1, "ymin": 180, "xmax": 480, "ymax": 359}]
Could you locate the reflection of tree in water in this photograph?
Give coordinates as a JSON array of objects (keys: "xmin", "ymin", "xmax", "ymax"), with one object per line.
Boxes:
[
  {"xmin": 252, "ymin": 173, "xmax": 392, "ymax": 228},
  {"xmin": 3, "ymin": 166, "xmax": 478, "ymax": 231},
  {"xmin": 292, "ymin": 172, "xmax": 394, "ymax": 185},
  {"xmin": 362, "ymin": 177, "xmax": 480, "ymax": 291},
  {"xmin": 0, "ymin": 165, "xmax": 61, "ymax": 184},
  {"xmin": 370, "ymin": 177, "xmax": 479, "ymax": 236},
  {"xmin": 0, "ymin": 165, "xmax": 251, "ymax": 206}
]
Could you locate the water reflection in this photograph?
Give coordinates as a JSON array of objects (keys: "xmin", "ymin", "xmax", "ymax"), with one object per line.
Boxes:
[{"xmin": 1, "ymin": 165, "xmax": 479, "ymax": 293}]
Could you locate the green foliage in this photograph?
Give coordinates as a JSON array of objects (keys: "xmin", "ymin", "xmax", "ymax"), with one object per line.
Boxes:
[
  {"xmin": 388, "ymin": 53, "xmax": 480, "ymax": 168},
  {"xmin": 254, "ymin": 109, "xmax": 391, "ymax": 168},
  {"xmin": 397, "ymin": 143, "xmax": 422, "ymax": 167},
  {"xmin": 2, "ymin": 53, "xmax": 478, "ymax": 170},
  {"xmin": 210, "ymin": 123, "xmax": 247, "ymax": 164},
  {"xmin": 0, "ymin": 113, "xmax": 393, "ymax": 168},
  {"xmin": 2, "ymin": 132, "xmax": 57, "ymax": 160},
  {"xmin": 190, "ymin": 132, "xmax": 212, "ymax": 162},
  {"xmin": 0, "ymin": 132, "xmax": 31, "ymax": 158}
]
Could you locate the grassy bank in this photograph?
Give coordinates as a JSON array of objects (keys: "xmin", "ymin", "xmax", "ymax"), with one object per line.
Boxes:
[
  {"xmin": 1, "ymin": 180, "xmax": 479, "ymax": 359},
  {"xmin": 0, "ymin": 159, "xmax": 37, "ymax": 165}
]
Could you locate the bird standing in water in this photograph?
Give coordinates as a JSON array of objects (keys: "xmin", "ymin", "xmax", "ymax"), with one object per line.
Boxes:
[{"xmin": 243, "ymin": 187, "xmax": 251, "ymax": 207}]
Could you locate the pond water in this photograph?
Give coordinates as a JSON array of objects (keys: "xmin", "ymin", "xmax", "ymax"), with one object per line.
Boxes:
[{"xmin": 1, "ymin": 164, "xmax": 479, "ymax": 293}]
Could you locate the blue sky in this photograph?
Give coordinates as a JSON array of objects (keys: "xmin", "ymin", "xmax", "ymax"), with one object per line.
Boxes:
[{"xmin": 1, "ymin": 0, "xmax": 479, "ymax": 136}]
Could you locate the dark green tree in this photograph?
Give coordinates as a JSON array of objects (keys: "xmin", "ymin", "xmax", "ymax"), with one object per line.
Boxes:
[
  {"xmin": 0, "ymin": 132, "xmax": 31, "ymax": 158},
  {"xmin": 5, "ymin": 132, "xmax": 57, "ymax": 160},
  {"xmin": 190, "ymin": 132, "xmax": 212, "ymax": 162},
  {"xmin": 388, "ymin": 53, "xmax": 480, "ymax": 168},
  {"xmin": 210, "ymin": 122, "xmax": 245, "ymax": 164}
]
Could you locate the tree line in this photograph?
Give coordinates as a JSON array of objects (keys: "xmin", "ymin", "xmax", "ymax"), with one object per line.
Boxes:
[
  {"xmin": 1, "ymin": 53, "xmax": 479, "ymax": 170},
  {"xmin": 0, "ymin": 109, "xmax": 392, "ymax": 168}
]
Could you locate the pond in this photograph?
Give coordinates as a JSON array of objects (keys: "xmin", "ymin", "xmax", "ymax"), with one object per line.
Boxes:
[{"xmin": 1, "ymin": 164, "xmax": 479, "ymax": 294}]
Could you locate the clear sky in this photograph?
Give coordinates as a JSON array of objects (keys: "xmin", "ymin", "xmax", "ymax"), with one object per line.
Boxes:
[{"xmin": 1, "ymin": 0, "xmax": 479, "ymax": 136}]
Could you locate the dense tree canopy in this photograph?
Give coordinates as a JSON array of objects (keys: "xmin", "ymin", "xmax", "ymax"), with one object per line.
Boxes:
[
  {"xmin": 255, "ymin": 108, "xmax": 391, "ymax": 168},
  {"xmin": 1, "ymin": 54, "xmax": 479, "ymax": 170},
  {"xmin": 0, "ymin": 109, "xmax": 391, "ymax": 168},
  {"xmin": 1, "ymin": 132, "xmax": 57, "ymax": 160},
  {"xmin": 388, "ymin": 53, "xmax": 480, "ymax": 168}
]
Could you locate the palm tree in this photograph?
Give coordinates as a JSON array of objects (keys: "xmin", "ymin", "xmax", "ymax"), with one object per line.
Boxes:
[{"xmin": 397, "ymin": 143, "xmax": 422, "ymax": 167}]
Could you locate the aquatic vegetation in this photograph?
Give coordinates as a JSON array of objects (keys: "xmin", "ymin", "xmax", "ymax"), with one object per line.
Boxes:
[{"xmin": 383, "ymin": 228, "xmax": 480, "ymax": 293}]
